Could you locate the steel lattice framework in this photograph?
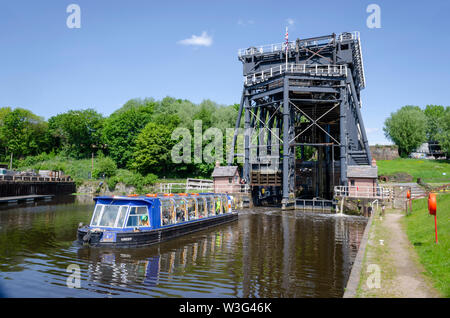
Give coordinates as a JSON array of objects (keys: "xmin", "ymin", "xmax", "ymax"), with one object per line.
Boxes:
[{"xmin": 228, "ymin": 32, "xmax": 372, "ymax": 207}]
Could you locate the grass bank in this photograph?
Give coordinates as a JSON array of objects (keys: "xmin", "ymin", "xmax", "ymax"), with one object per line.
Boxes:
[
  {"xmin": 377, "ymin": 158, "xmax": 450, "ymax": 183},
  {"xmin": 404, "ymin": 192, "xmax": 450, "ymax": 297}
]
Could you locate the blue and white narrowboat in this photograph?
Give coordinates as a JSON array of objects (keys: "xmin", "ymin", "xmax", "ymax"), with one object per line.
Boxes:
[{"xmin": 77, "ymin": 193, "xmax": 237, "ymax": 247}]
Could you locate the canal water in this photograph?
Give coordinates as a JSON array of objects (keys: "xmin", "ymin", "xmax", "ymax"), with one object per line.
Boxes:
[{"xmin": 0, "ymin": 196, "xmax": 367, "ymax": 298}]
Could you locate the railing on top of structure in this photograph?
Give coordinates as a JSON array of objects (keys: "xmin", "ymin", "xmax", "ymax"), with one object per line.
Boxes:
[
  {"xmin": 334, "ymin": 185, "xmax": 392, "ymax": 200},
  {"xmin": 244, "ymin": 63, "xmax": 348, "ymax": 86},
  {"xmin": 238, "ymin": 31, "xmax": 360, "ymax": 57}
]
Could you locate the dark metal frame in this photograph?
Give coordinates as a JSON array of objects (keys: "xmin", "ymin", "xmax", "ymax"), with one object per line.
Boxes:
[{"xmin": 229, "ymin": 32, "xmax": 372, "ymax": 207}]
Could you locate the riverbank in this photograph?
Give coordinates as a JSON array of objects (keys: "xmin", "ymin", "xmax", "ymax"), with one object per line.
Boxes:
[{"xmin": 355, "ymin": 206, "xmax": 442, "ymax": 297}]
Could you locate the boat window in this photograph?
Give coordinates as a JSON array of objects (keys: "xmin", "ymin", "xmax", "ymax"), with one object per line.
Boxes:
[
  {"xmin": 214, "ymin": 196, "xmax": 222, "ymax": 215},
  {"xmin": 206, "ymin": 197, "xmax": 215, "ymax": 216},
  {"xmin": 126, "ymin": 206, "xmax": 150, "ymax": 227},
  {"xmin": 98, "ymin": 205, "xmax": 122, "ymax": 227},
  {"xmin": 221, "ymin": 195, "xmax": 228, "ymax": 213},
  {"xmin": 187, "ymin": 198, "xmax": 197, "ymax": 220},
  {"xmin": 161, "ymin": 199, "xmax": 175, "ymax": 226},
  {"xmin": 115, "ymin": 205, "xmax": 129, "ymax": 228},
  {"xmin": 197, "ymin": 197, "xmax": 207, "ymax": 218},
  {"xmin": 91, "ymin": 204, "xmax": 104, "ymax": 226},
  {"xmin": 175, "ymin": 199, "xmax": 187, "ymax": 223}
]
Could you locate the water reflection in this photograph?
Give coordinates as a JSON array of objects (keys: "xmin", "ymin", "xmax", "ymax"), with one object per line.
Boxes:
[{"xmin": 0, "ymin": 199, "xmax": 366, "ymax": 298}]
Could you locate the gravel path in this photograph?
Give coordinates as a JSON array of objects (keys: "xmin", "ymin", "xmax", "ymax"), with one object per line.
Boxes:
[{"xmin": 358, "ymin": 209, "xmax": 440, "ymax": 298}]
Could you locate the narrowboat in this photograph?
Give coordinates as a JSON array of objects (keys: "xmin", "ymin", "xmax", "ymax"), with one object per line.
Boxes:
[{"xmin": 77, "ymin": 193, "xmax": 238, "ymax": 247}]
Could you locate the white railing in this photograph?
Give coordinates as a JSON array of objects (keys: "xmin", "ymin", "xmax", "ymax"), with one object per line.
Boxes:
[
  {"xmin": 244, "ymin": 63, "xmax": 347, "ymax": 85},
  {"xmin": 238, "ymin": 31, "xmax": 360, "ymax": 57},
  {"xmin": 158, "ymin": 183, "xmax": 250, "ymax": 194},
  {"xmin": 334, "ymin": 185, "xmax": 392, "ymax": 200},
  {"xmin": 0, "ymin": 175, "xmax": 72, "ymax": 182}
]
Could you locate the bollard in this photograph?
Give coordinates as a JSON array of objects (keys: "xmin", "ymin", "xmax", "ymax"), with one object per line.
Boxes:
[{"xmin": 428, "ymin": 193, "xmax": 438, "ymax": 244}]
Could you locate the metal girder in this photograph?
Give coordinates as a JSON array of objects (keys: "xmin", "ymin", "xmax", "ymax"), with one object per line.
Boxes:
[{"xmin": 288, "ymin": 101, "xmax": 341, "ymax": 145}]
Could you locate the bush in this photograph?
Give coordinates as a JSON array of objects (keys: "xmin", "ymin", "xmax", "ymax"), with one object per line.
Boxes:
[
  {"xmin": 106, "ymin": 169, "xmax": 157, "ymax": 192},
  {"xmin": 92, "ymin": 156, "xmax": 117, "ymax": 179}
]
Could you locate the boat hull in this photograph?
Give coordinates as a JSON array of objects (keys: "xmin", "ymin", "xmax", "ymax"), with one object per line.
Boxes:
[{"xmin": 77, "ymin": 212, "xmax": 238, "ymax": 248}]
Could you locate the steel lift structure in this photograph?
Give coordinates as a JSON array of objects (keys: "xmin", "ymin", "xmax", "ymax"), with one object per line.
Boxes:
[{"xmin": 228, "ymin": 32, "xmax": 372, "ymax": 207}]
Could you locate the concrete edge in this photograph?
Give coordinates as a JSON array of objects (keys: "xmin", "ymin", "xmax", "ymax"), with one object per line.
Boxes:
[{"xmin": 343, "ymin": 214, "xmax": 373, "ymax": 298}]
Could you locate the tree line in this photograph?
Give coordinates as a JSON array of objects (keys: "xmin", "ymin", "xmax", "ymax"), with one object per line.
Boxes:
[
  {"xmin": 383, "ymin": 105, "xmax": 450, "ymax": 157},
  {"xmin": 0, "ymin": 97, "xmax": 239, "ymax": 179}
]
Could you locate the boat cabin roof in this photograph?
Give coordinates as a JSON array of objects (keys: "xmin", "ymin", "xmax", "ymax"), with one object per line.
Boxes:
[{"xmin": 94, "ymin": 193, "xmax": 226, "ymax": 205}]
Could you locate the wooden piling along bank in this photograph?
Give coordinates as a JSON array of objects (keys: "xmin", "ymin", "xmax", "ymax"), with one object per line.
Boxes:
[{"xmin": 0, "ymin": 175, "xmax": 76, "ymax": 197}]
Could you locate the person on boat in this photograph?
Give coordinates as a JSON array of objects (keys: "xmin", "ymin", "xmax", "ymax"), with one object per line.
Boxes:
[
  {"xmin": 139, "ymin": 215, "xmax": 149, "ymax": 226},
  {"xmin": 215, "ymin": 197, "xmax": 221, "ymax": 214},
  {"xmin": 176, "ymin": 206, "xmax": 185, "ymax": 222}
]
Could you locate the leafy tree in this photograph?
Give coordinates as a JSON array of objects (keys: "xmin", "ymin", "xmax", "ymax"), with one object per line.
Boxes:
[
  {"xmin": 48, "ymin": 109, "xmax": 104, "ymax": 158},
  {"xmin": 131, "ymin": 122, "xmax": 175, "ymax": 175},
  {"xmin": 436, "ymin": 107, "xmax": 450, "ymax": 156},
  {"xmin": 102, "ymin": 99, "xmax": 155, "ymax": 168},
  {"xmin": 424, "ymin": 105, "xmax": 445, "ymax": 141},
  {"xmin": 383, "ymin": 106, "xmax": 427, "ymax": 157},
  {"xmin": 0, "ymin": 108, "xmax": 50, "ymax": 159}
]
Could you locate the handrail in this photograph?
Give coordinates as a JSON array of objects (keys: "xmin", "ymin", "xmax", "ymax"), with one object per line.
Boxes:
[
  {"xmin": 238, "ymin": 31, "xmax": 360, "ymax": 57},
  {"xmin": 334, "ymin": 185, "xmax": 392, "ymax": 199},
  {"xmin": 0, "ymin": 175, "xmax": 72, "ymax": 182},
  {"xmin": 244, "ymin": 63, "xmax": 347, "ymax": 86}
]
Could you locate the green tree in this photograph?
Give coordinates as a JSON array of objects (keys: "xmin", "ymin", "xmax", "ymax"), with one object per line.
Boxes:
[
  {"xmin": 131, "ymin": 122, "xmax": 175, "ymax": 175},
  {"xmin": 48, "ymin": 109, "xmax": 104, "ymax": 158},
  {"xmin": 0, "ymin": 108, "xmax": 50, "ymax": 159},
  {"xmin": 424, "ymin": 105, "xmax": 445, "ymax": 141},
  {"xmin": 436, "ymin": 107, "xmax": 450, "ymax": 156},
  {"xmin": 383, "ymin": 106, "xmax": 427, "ymax": 157},
  {"xmin": 102, "ymin": 98, "xmax": 155, "ymax": 168},
  {"xmin": 92, "ymin": 156, "xmax": 117, "ymax": 179}
]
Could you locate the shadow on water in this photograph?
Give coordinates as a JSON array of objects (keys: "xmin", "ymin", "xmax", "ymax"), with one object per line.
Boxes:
[{"xmin": 0, "ymin": 198, "xmax": 367, "ymax": 298}]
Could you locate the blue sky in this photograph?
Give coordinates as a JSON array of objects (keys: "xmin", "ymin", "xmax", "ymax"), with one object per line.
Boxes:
[{"xmin": 0, "ymin": 0, "xmax": 449, "ymax": 145}]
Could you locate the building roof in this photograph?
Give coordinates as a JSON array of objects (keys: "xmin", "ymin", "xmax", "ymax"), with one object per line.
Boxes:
[
  {"xmin": 347, "ymin": 165, "xmax": 378, "ymax": 178},
  {"xmin": 212, "ymin": 166, "xmax": 239, "ymax": 178}
]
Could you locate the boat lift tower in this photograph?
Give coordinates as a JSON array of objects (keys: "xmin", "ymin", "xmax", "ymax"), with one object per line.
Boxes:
[{"xmin": 228, "ymin": 32, "xmax": 372, "ymax": 207}]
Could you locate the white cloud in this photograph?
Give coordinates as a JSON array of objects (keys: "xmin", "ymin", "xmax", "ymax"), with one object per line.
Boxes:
[
  {"xmin": 178, "ymin": 31, "xmax": 213, "ymax": 47},
  {"xmin": 286, "ymin": 18, "xmax": 295, "ymax": 26},
  {"xmin": 238, "ymin": 19, "xmax": 255, "ymax": 26},
  {"xmin": 366, "ymin": 127, "xmax": 380, "ymax": 134}
]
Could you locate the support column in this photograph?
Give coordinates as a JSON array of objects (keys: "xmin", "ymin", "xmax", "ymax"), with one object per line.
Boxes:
[
  {"xmin": 282, "ymin": 76, "xmax": 290, "ymax": 206},
  {"xmin": 340, "ymin": 84, "xmax": 348, "ymax": 186},
  {"xmin": 228, "ymin": 91, "xmax": 245, "ymax": 165},
  {"xmin": 243, "ymin": 96, "xmax": 250, "ymax": 183}
]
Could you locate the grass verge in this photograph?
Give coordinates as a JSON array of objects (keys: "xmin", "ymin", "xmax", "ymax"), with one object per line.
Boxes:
[
  {"xmin": 377, "ymin": 158, "xmax": 450, "ymax": 183},
  {"xmin": 403, "ymin": 192, "xmax": 450, "ymax": 297}
]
